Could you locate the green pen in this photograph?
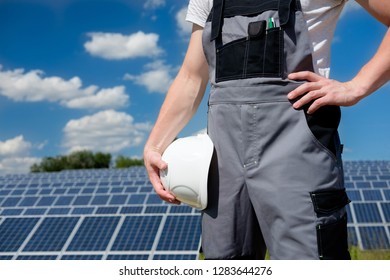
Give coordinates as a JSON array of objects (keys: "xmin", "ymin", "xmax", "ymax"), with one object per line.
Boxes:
[{"xmin": 268, "ymin": 17, "xmax": 275, "ymax": 29}]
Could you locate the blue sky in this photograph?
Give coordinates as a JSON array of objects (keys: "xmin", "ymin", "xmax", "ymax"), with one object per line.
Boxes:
[{"xmin": 0, "ymin": 0, "xmax": 389, "ymax": 175}]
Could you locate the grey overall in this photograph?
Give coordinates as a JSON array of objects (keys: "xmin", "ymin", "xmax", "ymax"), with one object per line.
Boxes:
[{"xmin": 201, "ymin": 0, "xmax": 351, "ymax": 260}]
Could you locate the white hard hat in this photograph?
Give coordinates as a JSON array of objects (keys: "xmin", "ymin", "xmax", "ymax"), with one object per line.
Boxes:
[{"xmin": 160, "ymin": 134, "xmax": 214, "ymax": 210}]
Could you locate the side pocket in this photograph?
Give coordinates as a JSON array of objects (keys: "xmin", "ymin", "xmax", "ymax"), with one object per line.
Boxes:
[
  {"xmin": 303, "ymin": 105, "xmax": 341, "ymax": 159},
  {"xmin": 310, "ymin": 189, "xmax": 350, "ymax": 216},
  {"xmin": 316, "ymin": 214, "xmax": 350, "ymax": 260},
  {"xmin": 310, "ymin": 189, "xmax": 351, "ymax": 260}
]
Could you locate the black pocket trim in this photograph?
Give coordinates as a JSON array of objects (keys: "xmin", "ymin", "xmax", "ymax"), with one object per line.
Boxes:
[
  {"xmin": 310, "ymin": 189, "xmax": 350, "ymax": 215},
  {"xmin": 316, "ymin": 214, "xmax": 351, "ymax": 260}
]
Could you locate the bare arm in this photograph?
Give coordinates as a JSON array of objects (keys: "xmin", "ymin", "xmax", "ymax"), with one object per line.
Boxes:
[
  {"xmin": 144, "ymin": 24, "xmax": 209, "ymax": 204},
  {"xmin": 288, "ymin": 0, "xmax": 390, "ymax": 113}
]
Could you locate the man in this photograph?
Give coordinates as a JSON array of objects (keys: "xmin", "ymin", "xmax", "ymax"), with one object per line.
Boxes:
[{"xmin": 144, "ymin": 0, "xmax": 390, "ymax": 259}]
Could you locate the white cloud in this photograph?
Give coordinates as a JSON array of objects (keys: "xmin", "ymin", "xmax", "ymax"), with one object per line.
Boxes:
[
  {"xmin": 144, "ymin": 0, "xmax": 165, "ymax": 9},
  {"xmin": 84, "ymin": 31, "xmax": 163, "ymax": 60},
  {"xmin": 124, "ymin": 60, "xmax": 175, "ymax": 94},
  {"xmin": 0, "ymin": 135, "xmax": 32, "ymax": 157},
  {"xmin": 63, "ymin": 86, "xmax": 129, "ymax": 109},
  {"xmin": 0, "ymin": 135, "xmax": 40, "ymax": 175},
  {"xmin": 63, "ymin": 110, "xmax": 152, "ymax": 154},
  {"xmin": 0, "ymin": 157, "xmax": 40, "ymax": 175},
  {"xmin": 0, "ymin": 65, "xmax": 129, "ymax": 109},
  {"xmin": 176, "ymin": 6, "xmax": 192, "ymax": 35}
]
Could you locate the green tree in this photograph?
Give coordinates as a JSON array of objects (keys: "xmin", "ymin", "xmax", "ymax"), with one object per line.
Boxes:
[{"xmin": 115, "ymin": 155, "xmax": 144, "ymax": 168}]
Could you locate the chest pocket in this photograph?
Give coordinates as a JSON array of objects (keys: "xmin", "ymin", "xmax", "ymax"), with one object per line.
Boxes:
[{"xmin": 210, "ymin": 0, "xmax": 298, "ymax": 83}]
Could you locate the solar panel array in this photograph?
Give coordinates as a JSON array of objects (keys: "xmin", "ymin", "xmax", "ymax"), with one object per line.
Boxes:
[{"xmin": 0, "ymin": 161, "xmax": 389, "ymax": 260}]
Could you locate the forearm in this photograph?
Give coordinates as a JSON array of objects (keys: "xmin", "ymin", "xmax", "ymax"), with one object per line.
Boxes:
[{"xmin": 144, "ymin": 67, "xmax": 208, "ymax": 154}]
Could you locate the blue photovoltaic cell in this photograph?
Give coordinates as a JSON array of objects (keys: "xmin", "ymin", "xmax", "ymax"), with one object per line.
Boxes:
[
  {"xmin": 145, "ymin": 206, "xmax": 168, "ymax": 214},
  {"xmin": 81, "ymin": 188, "xmax": 95, "ymax": 194},
  {"xmin": 1, "ymin": 208, "xmax": 23, "ymax": 216},
  {"xmin": 23, "ymin": 217, "xmax": 79, "ymax": 252},
  {"xmin": 109, "ymin": 195, "xmax": 128, "ymax": 205},
  {"xmin": 90, "ymin": 195, "xmax": 110, "ymax": 205},
  {"xmin": 67, "ymin": 216, "xmax": 120, "ymax": 251},
  {"xmin": 355, "ymin": 182, "xmax": 371, "ymax": 189},
  {"xmin": 372, "ymin": 181, "xmax": 388, "ymax": 188},
  {"xmin": 146, "ymin": 194, "xmax": 164, "ymax": 205},
  {"xmin": 111, "ymin": 187, "xmax": 124, "ymax": 193},
  {"xmin": 73, "ymin": 195, "xmax": 92, "ymax": 205},
  {"xmin": 383, "ymin": 190, "xmax": 390, "ymax": 200},
  {"xmin": 55, "ymin": 196, "xmax": 74, "ymax": 206},
  {"xmin": 381, "ymin": 203, "xmax": 390, "ymax": 222},
  {"xmin": 61, "ymin": 255, "xmax": 103, "ymax": 260},
  {"xmin": 362, "ymin": 190, "xmax": 383, "ymax": 201},
  {"xmin": 37, "ymin": 196, "xmax": 56, "ymax": 206},
  {"xmin": 17, "ymin": 255, "xmax": 57, "ymax": 260},
  {"xmin": 359, "ymin": 226, "xmax": 390, "ymax": 250},
  {"xmin": 107, "ymin": 255, "xmax": 149, "ymax": 260},
  {"xmin": 47, "ymin": 208, "xmax": 71, "ymax": 215},
  {"xmin": 1, "ymin": 197, "xmax": 22, "ymax": 207},
  {"xmin": 39, "ymin": 189, "xmax": 52, "ymax": 195},
  {"xmin": 128, "ymin": 194, "xmax": 146, "ymax": 204},
  {"xmin": 153, "ymin": 254, "xmax": 198, "ymax": 260},
  {"xmin": 19, "ymin": 196, "xmax": 39, "ymax": 207},
  {"xmin": 111, "ymin": 216, "xmax": 162, "ymax": 251},
  {"xmin": 96, "ymin": 207, "xmax": 118, "ymax": 214},
  {"xmin": 353, "ymin": 203, "xmax": 382, "ymax": 223},
  {"xmin": 96, "ymin": 187, "xmax": 109, "ymax": 194},
  {"xmin": 347, "ymin": 227, "xmax": 358, "ymax": 246},
  {"xmin": 346, "ymin": 190, "xmax": 361, "ymax": 201},
  {"xmin": 170, "ymin": 205, "xmax": 193, "ymax": 214},
  {"xmin": 53, "ymin": 189, "xmax": 67, "ymax": 195},
  {"xmin": 0, "ymin": 256, "xmax": 13, "ymax": 260},
  {"xmin": 124, "ymin": 187, "xmax": 138, "ymax": 193},
  {"xmin": 120, "ymin": 206, "xmax": 143, "ymax": 214},
  {"xmin": 11, "ymin": 189, "xmax": 24, "ymax": 195},
  {"xmin": 345, "ymin": 182, "xmax": 355, "ymax": 189},
  {"xmin": 72, "ymin": 207, "xmax": 95, "ymax": 215},
  {"xmin": 67, "ymin": 188, "xmax": 81, "ymax": 195},
  {"xmin": 157, "ymin": 215, "xmax": 201, "ymax": 251},
  {"xmin": 25, "ymin": 189, "xmax": 39, "ymax": 195},
  {"xmin": 0, "ymin": 218, "xmax": 39, "ymax": 252},
  {"xmin": 24, "ymin": 208, "xmax": 47, "ymax": 216}
]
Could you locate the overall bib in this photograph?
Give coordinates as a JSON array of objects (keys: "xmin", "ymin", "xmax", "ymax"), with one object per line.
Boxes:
[{"xmin": 202, "ymin": 0, "xmax": 351, "ymax": 259}]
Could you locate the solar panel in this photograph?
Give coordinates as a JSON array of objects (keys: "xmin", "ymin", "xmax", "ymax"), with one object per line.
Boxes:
[
  {"xmin": 359, "ymin": 226, "xmax": 390, "ymax": 250},
  {"xmin": 0, "ymin": 161, "xmax": 389, "ymax": 260},
  {"xmin": 381, "ymin": 202, "xmax": 390, "ymax": 222},
  {"xmin": 106, "ymin": 254, "xmax": 149, "ymax": 260},
  {"xmin": 362, "ymin": 190, "xmax": 383, "ymax": 201},
  {"xmin": 23, "ymin": 217, "xmax": 79, "ymax": 252},
  {"xmin": 61, "ymin": 255, "xmax": 103, "ymax": 260},
  {"xmin": 17, "ymin": 255, "xmax": 57, "ymax": 260},
  {"xmin": 66, "ymin": 216, "xmax": 120, "ymax": 251},
  {"xmin": 111, "ymin": 216, "xmax": 162, "ymax": 251},
  {"xmin": 157, "ymin": 215, "xmax": 201, "ymax": 251},
  {"xmin": 353, "ymin": 203, "xmax": 382, "ymax": 223},
  {"xmin": 0, "ymin": 218, "xmax": 39, "ymax": 252},
  {"xmin": 153, "ymin": 254, "xmax": 198, "ymax": 260}
]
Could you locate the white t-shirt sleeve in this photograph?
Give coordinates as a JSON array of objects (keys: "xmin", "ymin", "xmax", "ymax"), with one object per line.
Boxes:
[{"xmin": 185, "ymin": 0, "xmax": 213, "ymax": 28}]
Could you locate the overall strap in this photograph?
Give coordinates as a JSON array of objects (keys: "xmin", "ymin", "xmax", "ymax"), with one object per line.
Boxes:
[{"xmin": 210, "ymin": 0, "xmax": 295, "ymax": 41}]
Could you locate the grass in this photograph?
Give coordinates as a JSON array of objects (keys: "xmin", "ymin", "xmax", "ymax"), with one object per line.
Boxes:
[{"xmin": 198, "ymin": 247, "xmax": 390, "ymax": 260}]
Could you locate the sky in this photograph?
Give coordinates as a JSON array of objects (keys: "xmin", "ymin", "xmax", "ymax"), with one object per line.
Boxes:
[{"xmin": 0, "ymin": 0, "xmax": 389, "ymax": 175}]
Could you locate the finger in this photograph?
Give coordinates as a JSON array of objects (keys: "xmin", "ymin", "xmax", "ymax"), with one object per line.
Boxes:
[
  {"xmin": 288, "ymin": 82, "xmax": 321, "ymax": 100},
  {"xmin": 292, "ymin": 89, "xmax": 325, "ymax": 109},
  {"xmin": 288, "ymin": 71, "xmax": 323, "ymax": 82}
]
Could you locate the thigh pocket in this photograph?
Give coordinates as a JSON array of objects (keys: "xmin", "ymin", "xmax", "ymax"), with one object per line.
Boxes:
[
  {"xmin": 310, "ymin": 189, "xmax": 351, "ymax": 260},
  {"xmin": 216, "ymin": 21, "xmax": 283, "ymax": 82}
]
